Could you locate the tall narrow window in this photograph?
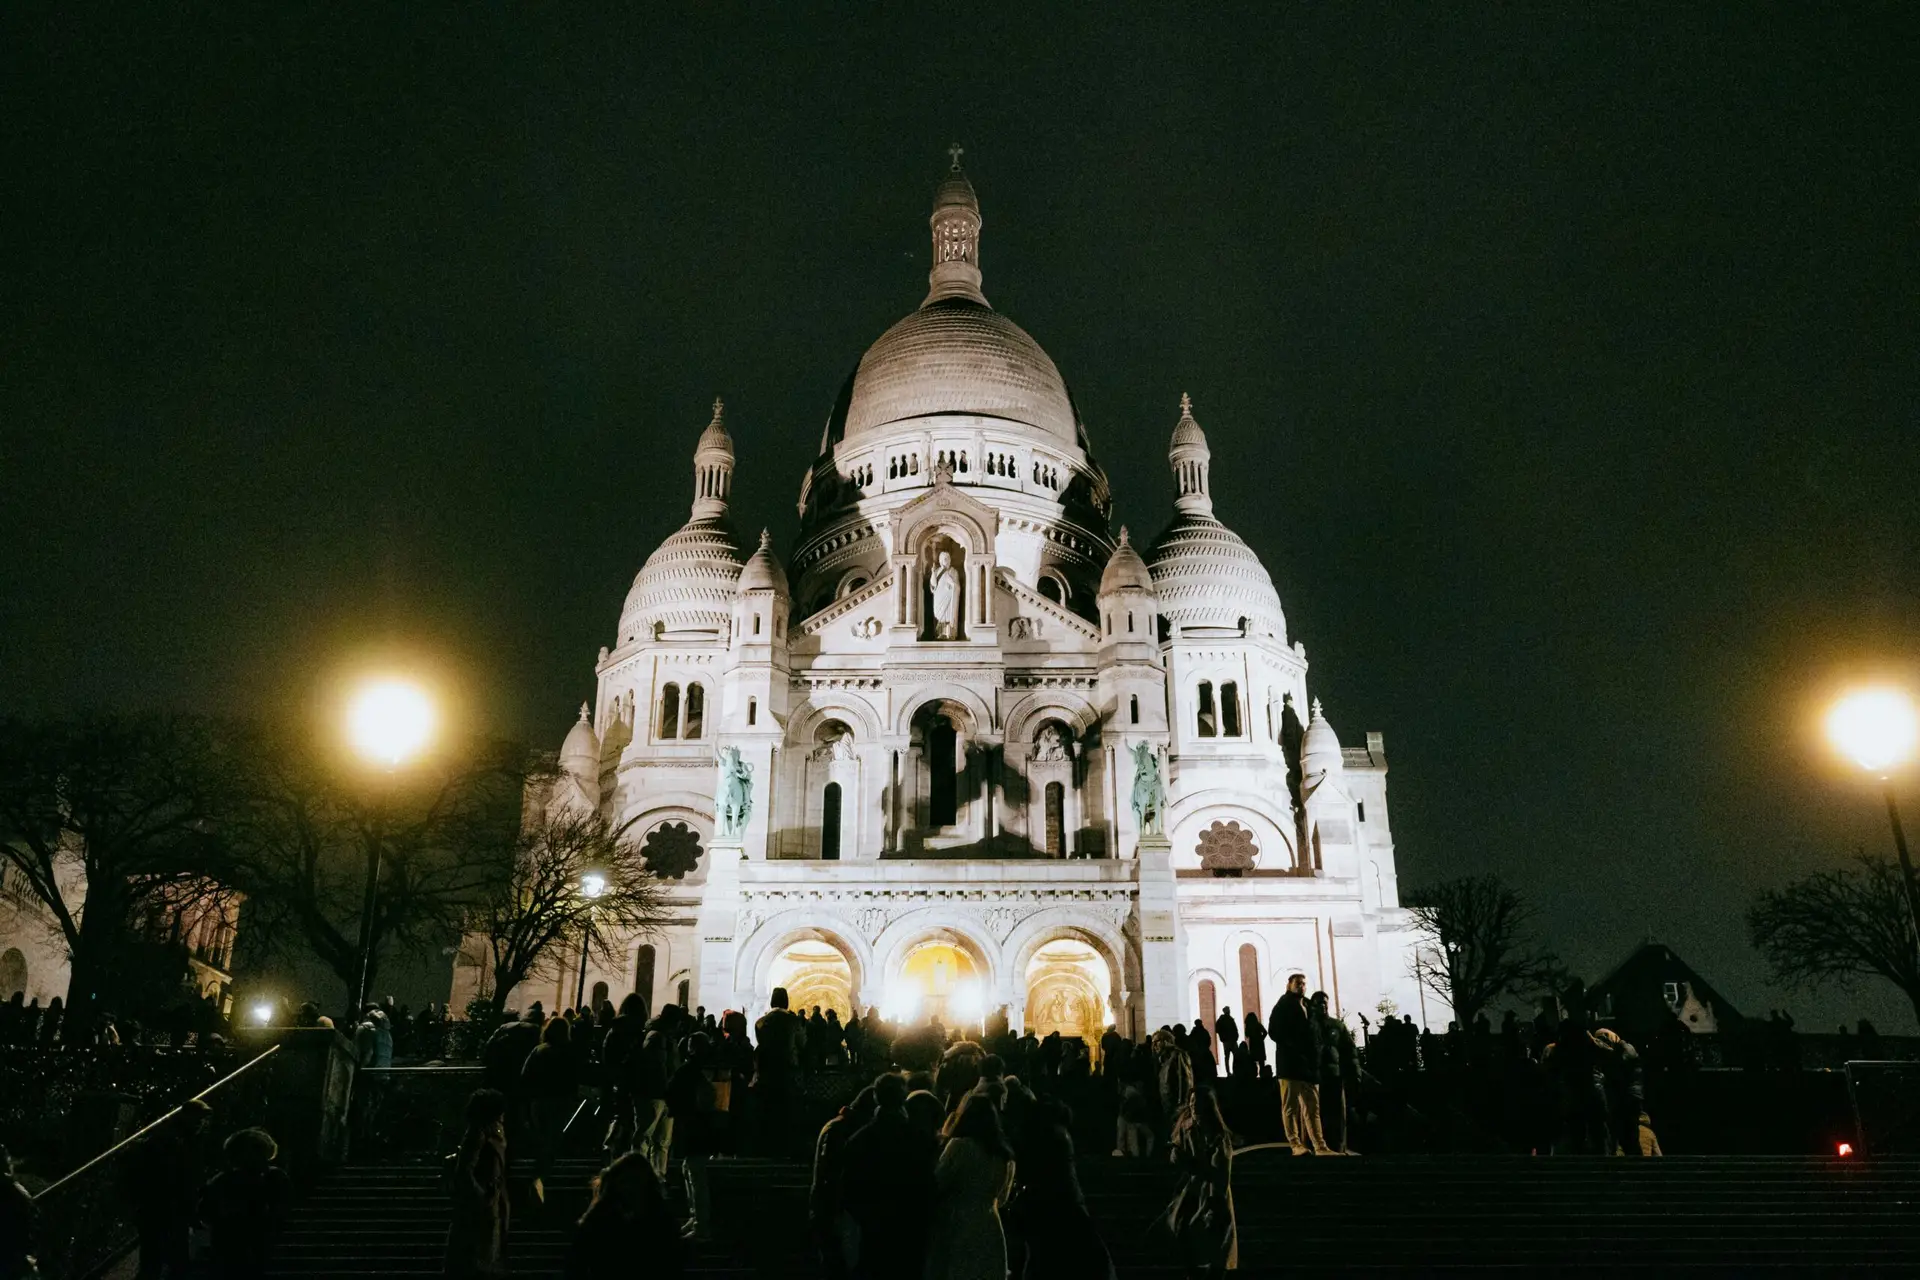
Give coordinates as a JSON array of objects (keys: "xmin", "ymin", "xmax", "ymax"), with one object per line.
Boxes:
[
  {"xmin": 929, "ymin": 715, "xmax": 958, "ymax": 826},
  {"xmin": 1357, "ymin": 800, "xmax": 1366, "ymax": 822},
  {"xmin": 683, "ymin": 684, "xmax": 705, "ymax": 739},
  {"xmin": 1198, "ymin": 979, "xmax": 1219, "ymax": 1061},
  {"xmin": 747, "ymin": 697, "xmax": 758, "ymax": 727},
  {"xmin": 821, "ymin": 782, "xmax": 843, "ymax": 861},
  {"xmin": 1044, "ymin": 781, "xmax": 1065, "ymax": 857},
  {"xmin": 677, "ymin": 978, "xmax": 690, "ymax": 1009},
  {"xmin": 1196, "ymin": 682, "xmax": 1218, "ymax": 738},
  {"xmin": 1130, "ymin": 694, "xmax": 1140, "ymax": 725},
  {"xmin": 1238, "ymin": 944, "xmax": 1262, "ymax": 1020},
  {"xmin": 753, "ymin": 613, "xmax": 762, "ymax": 635},
  {"xmin": 634, "ymin": 944, "xmax": 657, "ymax": 1005},
  {"xmin": 658, "ymin": 684, "xmax": 681, "ymax": 740},
  {"xmin": 590, "ymin": 980, "xmax": 609, "ymax": 1011},
  {"xmin": 1221, "ymin": 682, "xmax": 1242, "ymax": 737}
]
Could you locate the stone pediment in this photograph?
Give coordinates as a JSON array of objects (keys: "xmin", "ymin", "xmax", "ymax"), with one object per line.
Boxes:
[{"xmin": 891, "ymin": 468, "xmax": 1000, "ymax": 557}]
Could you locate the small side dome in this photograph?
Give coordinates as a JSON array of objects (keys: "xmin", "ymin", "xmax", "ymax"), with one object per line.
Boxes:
[
  {"xmin": 738, "ymin": 529, "xmax": 790, "ymax": 596},
  {"xmin": 1301, "ymin": 698, "xmax": 1344, "ymax": 777},
  {"xmin": 561, "ymin": 703, "xmax": 600, "ymax": 772},
  {"xmin": 1098, "ymin": 527, "xmax": 1155, "ymax": 596},
  {"xmin": 619, "ymin": 519, "xmax": 744, "ymax": 641}
]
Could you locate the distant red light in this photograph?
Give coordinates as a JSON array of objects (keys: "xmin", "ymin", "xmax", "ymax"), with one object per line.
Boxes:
[{"xmin": 1837, "ymin": 1142, "xmax": 1854, "ymax": 1157}]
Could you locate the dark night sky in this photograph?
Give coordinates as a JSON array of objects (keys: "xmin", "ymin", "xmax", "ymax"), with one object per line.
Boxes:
[{"xmin": 5, "ymin": 7, "xmax": 1918, "ymax": 1021}]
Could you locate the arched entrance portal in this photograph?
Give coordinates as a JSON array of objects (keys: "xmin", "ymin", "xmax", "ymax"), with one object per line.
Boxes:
[
  {"xmin": 1024, "ymin": 939, "xmax": 1112, "ymax": 1047},
  {"xmin": 890, "ymin": 942, "xmax": 983, "ymax": 1030},
  {"xmin": 769, "ymin": 939, "xmax": 854, "ymax": 1020}
]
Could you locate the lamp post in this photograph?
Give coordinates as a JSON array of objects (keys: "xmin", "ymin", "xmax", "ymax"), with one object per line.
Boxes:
[
  {"xmin": 345, "ymin": 677, "xmax": 435, "ymax": 1017},
  {"xmin": 1826, "ymin": 687, "xmax": 1920, "ymax": 947},
  {"xmin": 575, "ymin": 871, "xmax": 607, "ymax": 1011}
]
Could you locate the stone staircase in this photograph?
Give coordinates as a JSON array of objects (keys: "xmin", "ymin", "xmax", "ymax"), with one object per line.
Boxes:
[{"xmin": 268, "ymin": 1150, "xmax": 1920, "ymax": 1276}]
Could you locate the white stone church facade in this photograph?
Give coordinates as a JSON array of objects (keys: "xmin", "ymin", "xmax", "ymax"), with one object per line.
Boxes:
[{"xmin": 475, "ymin": 158, "xmax": 1429, "ymax": 1042}]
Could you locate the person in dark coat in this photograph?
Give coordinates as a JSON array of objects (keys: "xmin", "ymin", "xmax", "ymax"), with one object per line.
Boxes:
[
  {"xmin": 564, "ymin": 1151, "xmax": 683, "ymax": 1279},
  {"xmin": 1162, "ymin": 1091, "xmax": 1236, "ymax": 1276},
  {"xmin": 1270, "ymin": 973, "xmax": 1332, "ymax": 1155},
  {"xmin": 1186, "ymin": 1021, "xmax": 1217, "ymax": 1087},
  {"xmin": 1309, "ymin": 992, "xmax": 1359, "ymax": 1155},
  {"xmin": 196, "ymin": 1128, "xmax": 290, "ymax": 1279},
  {"xmin": 522, "ymin": 1016, "xmax": 580, "ymax": 1200},
  {"xmin": 754, "ymin": 988, "xmax": 806, "ymax": 1156},
  {"xmin": 666, "ymin": 1033, "xmax": 722, "ymax": 1241},
  {"xmin": 810, "ymin": 1086, "xmax": 878, "ymax": 1279},
  {"xmin": 599, "ymin": 993, "xmax": 649, "ymax": 1151},
  {"xmin": 1010, "ymin": 1096, "xmax": 1115, "ymax": 1280},
  {"xmin": 131, "ymin": 1098, "xmax": 209, "ymax": 1279},
  {"xmin": 1241, "ymin": 1009, "xmax": 1267, "ymax": 1079},
  {"xmin": 841, "ymin": 1073, "xmax": 937, "ymax": 1280},
  {"xmin": 443, "ymin": 1089, "xmax": 510, "ymax": 1278},
  {"xmin": 1, "ymin": 1143, "xmax": 38, "ymax": 1280},
  {"xmin": 1213, "ymin": 1008, "xmax": 1240, "ymax": 1077}
]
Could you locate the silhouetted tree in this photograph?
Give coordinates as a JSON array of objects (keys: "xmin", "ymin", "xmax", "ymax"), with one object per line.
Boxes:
[
  {"xmin": 229, "ymin": 734, "xmax": 524, "ymax": 1017},
  {"xmin": 0, "ymin": 715, "xmax": 240, "ymax": 1019},
  {"xmin": 466, "ymin": 798, "xmax": 668, "ymax": 1007},
  {"xmin": 1748, "ymin": 853, "xmax": 1920, "ymax": 1022},
  {"xmin": 1406, "ymin": 874, "xmax": 1562, "ymax": 1027}
]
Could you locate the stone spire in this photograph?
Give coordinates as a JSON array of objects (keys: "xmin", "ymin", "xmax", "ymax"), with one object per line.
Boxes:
[
  {"xmin": 692, "ymin": 397, "xmax": 735, "ymax": 519},
  {"xmin": 925, "ymin": 144, "xmax": 987, "ymax": 307},
  {"xmin": 1169, "ymin": 393, "xmax": 1212, "ymax": 515}
]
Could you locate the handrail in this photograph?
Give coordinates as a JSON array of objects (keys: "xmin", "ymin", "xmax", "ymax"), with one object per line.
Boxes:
[{"xmin": 33, "ymin": 1043, "xmax": 282, "ymax": 1201}]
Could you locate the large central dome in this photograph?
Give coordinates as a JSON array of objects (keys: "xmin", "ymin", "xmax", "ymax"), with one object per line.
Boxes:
[
  {"xmin": 837, "ymin": 156, "xmax": 1081, "ymax": 452},
  {"xmin": 842, "ymin": 297, "xmax": 1077, "ymax": 446}
]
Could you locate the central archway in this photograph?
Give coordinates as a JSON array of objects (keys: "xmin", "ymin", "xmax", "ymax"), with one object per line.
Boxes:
[
  {"xmin": 1024, "ymin": 938, "xmax": 1112, "ymax": 1047},
  {"xmin": 893, "ymin": 940, "xmax": 982, "ymax": 1029},
  {"xmin": 770, "ymin": 939, "xmax": 854, "ymax": 1020}
]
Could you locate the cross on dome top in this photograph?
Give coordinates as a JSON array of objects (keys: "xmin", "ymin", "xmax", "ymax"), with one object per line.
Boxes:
[
  {"xmin": 1180, "ymin": 392, "xmax": 1193, "ymax": 416},
  {"xmin": 949, "ymin": 142, "xmax": 964, "ymax": 171},
  {"xmin": 711, "ymin": 397, "xmax": 725, "ymax": 423},
  {"xmin": 578, "ymin": 702, "xmax": 590, "ymax": 722},
  {"xmin": 1312, "ymin": 697, "xmax": 1324, "ymax": 718}
]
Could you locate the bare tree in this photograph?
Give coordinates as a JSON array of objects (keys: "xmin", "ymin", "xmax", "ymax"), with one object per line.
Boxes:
[
  {"xmin": 1748, "ymin": 853, "xmax": 1920, "ymax": 1022},
  {"xmin": 229, "ymin": 734, "xmax": 524, "ymax": 1017},
  {"xmin": 0, "ymin": 715, "xmax": 239, "ymax": 1019},
  {"xmin": 467, "ymin": 801, "xmax": 669, "ymax": 1009},
  {"xmin": 1405, "ymin": 874, "xmax": 1562, "ymax": 1027}
]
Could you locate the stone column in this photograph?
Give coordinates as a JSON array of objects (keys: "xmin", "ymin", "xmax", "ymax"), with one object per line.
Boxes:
[
  {"xmin": 1135, "ymin": 835, "xmax": 1183, "ymax": 1031},
  {"xmin": 695, "ymin": 839, "xmax": 744, "ymax": 1011}
]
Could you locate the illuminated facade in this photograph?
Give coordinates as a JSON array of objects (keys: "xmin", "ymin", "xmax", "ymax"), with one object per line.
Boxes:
[{"xmin": 480, "ymin": 157, "xmax": 1429, "ymax": 1040}]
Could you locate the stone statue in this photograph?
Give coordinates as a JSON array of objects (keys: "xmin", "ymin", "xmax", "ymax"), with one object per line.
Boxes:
[
  {"xmin": 1129, "ymin": 740, "xmax": 1166, "ymax": 836},
  {"xmin": 928, "ymin": 550, "xmax": 961, "ymax": 639},
  {"xmin": 1033, "ymin": 724, "xmax": 1069, "ymax": 763},
  {"xmin": 715, "ymin": 745, "xmax": 754, "ymax": 837}
]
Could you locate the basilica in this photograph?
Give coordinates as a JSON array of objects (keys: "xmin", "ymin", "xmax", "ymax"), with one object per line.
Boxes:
[{"xmin": 470, "ymin": 156, "xmax": 1430, "ymax": 1044}]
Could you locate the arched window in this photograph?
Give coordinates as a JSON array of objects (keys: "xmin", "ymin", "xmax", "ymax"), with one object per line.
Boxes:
[
  {"xmin": 1129, "ymin": 694, "xmax": 1140, "ymax": 725},
  {"xmin": 821, "ymin": 782, "xmax": 843, "ymax": 861},
  {"xmin": 683, "ymin": 684, "xmax": 705, "ymax": 739},
  {"xmin": 1196, "ymin": 682, "xmax": 1218, "ymax": 738},
  {"xmin": 1044, "ymin": 781, "xmax": 1065, "ymax": 857},
  {"xmin": 1221, "ymin": 682, "xmax": 1242, "ymax": 737},
  {"xmin": 590, "ymin": 979, "xmax": 609, "ymax": 1011},
  {"xmin": 1198, "ymin": 979, "xmax": 1219, "ymax": 1057},
  {"xmin": 634, "ymin": 944, "xmax": 657, "ymax": 1005},
  {"xmin": 747, "ymin": 697, "xmax": 758, "ymax": 727},
  {"xmin": 1238, "ymin": 944, "xmax": 1262, "ymax": 1019},
  {"xmin": 929, "ymin": 715, "xmax": 958, "ymax": 827},
  {"xmin": 1038, "ymin": 575, "xmax": 1064, "ymax": 605},
  {"xmin": 657, "ymin": 683, "xmax": 681, "ymax": 740},
  {"xmin": 677, "ymin": 978, "xmax": 690, "ymax": 1008}
]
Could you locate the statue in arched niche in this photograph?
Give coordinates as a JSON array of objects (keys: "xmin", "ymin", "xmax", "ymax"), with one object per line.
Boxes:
[
  {"xmin": 927, "ymin": 546, "xmax": 963, "ymax": 639},
  {"xmin": 1033, "ymin": 723, "xmax": 1070, "ymax": 763}
]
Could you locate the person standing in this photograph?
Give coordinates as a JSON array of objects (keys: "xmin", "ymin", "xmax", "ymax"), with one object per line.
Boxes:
[
  {"xmin": 443, "ymin": 1089, "xmax": 510, "ymax": 1278},
  {"xmin": 131, "ymin": 1098, "xmax": 209, "ymax": 1279},
  {"xmin": 1213, "ymin": 1008, "xmax": 1240, "ymax": 1078},
  {"xmin": 754, "ymin": 988, "xmax": 806, "ymax": 1156},
  {"xmin": 1270, "ymin": 973, "xmax": 1333, "ymax": 1156},
  {"xmin": 810, "ymin": 1086, "xmax": 878, "ymax": 1279},
  {"xmin": 1011, "ymin": 1096, "xmax": 1116, "ymax": 1280},
  {"xmin": 564, "ymin": 1152, "xmax": 683, "ymax": 1280},
  {"xmin": 1, "ymin": 1143, "xmax": 39, "ymax": 1280},
  {"xmin": 196, "ymin": 1128, "xmax": 290, "ymax": 1279},
  {"xmin": 1309, "ymin": 992, "xmax": 1358, "ymax": 1155},
  {"xmin": 521, "ymin": 1016, "xmax": 580, "ymax": 1202},
  {"xmin": 925, "ymin": 1092, "xmax": 1016, "ymax": 1280},
  {"xmin": 842, "ymin": 1074, "xmax": 937, "ymax": 1280},
  {"xmin": 1241, "ymin": 1010, "xmax": 1267, "ymax": 1080},
  {"xmin": 1161, "ymin": 1091, "xmax": 1237, "ymax": 1276}
]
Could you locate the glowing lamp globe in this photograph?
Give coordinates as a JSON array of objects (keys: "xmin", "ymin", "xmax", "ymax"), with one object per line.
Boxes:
[
  {"xmin": 347, "ymin": 679, "xmax": 436, "ymax": 768},
  {"xmin": 580, "ymin": 872, "xmax": 608, "ymax": 900},
  {"xmin": 252, "ymin": 1003, "xmax": 274, "ymax": 1026},
  {"xmin": 1827, "ymin": 688, "xmax": 1919, "ymax": 774}
]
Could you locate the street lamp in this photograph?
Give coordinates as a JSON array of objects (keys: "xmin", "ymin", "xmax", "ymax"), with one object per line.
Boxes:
[
  {"xmin": 345, "ymin": 676, "xmax": 436, "ymax": 1016},
  {"xmin": 575, "ymin": 871, "xmax": 608, "ymax": 1011},
  {"xmin": 1826, "ymin": 686, "xmax": 1920, "ymax": 945}
]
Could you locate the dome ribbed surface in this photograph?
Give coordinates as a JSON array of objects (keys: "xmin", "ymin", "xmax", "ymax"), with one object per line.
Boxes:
[
  {"xmin": 1146, "ymin": 513, "xmax": 1287, "ymax": 639},
  {"xmin": 619, "ymin": 517, "xmax": 744, "ymax": 641},
  {"xmin": 842, "ymin": 298, "xmax": 1076, "ymax": 446},
  {"xmin": 1099, "ymin": 530, "xmax": 1155, "ymax": 595}
]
